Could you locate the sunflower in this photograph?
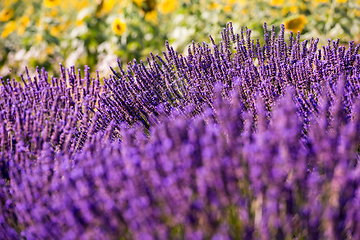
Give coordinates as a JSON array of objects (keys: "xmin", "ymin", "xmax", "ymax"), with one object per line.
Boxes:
[
  {"xmin": 284, "ymin": 15, "xmax": 306, "ymax": 33},
  {"xmin": 158, "ymin": 0, "xmax": 178, "ymax": 14},
  {"xmin": 145, "ymin": 10, "xmax": 157, "ymax": 23},
  {"xmin": 44, "ymin": 0, "xmax": 61, "ymax": 8},
  {"xmin": 141, "ymin": 0, "xmax": 156, "ymax": 13},
  {"xmin": 17, "ymin": 16, "xmax": 30, "ymax": 36},
  {"xmin": 1, "ymin": 20, "xmax": 16, "ymax": 38},
  {"xmin": 50, "ymin": 25, "xmax": 61, "ymax": 37},
  {"xmin": 0, "ymin": 8, "xmax": 14, "ymax": 22},
  {"xmin": 96, "ymin": 0, "xmax": 116, "ymax": 17},
  {"xmin": 133, "ymin": 0, "xmax": 145, "ymax": 7},
  {"xmin": 270, "ymin": 0, "xmax": 285, "ymax": 6},
  {"xmin": 35, "ymin": 33, "xmax": 43, "ymax": 42},
  {"xmin": 20, "ymin": 16, "xmax": 30, "ymax": 26},
  {"xmin": 112, "ymin": 18, "xmax": 126, "ymax": 36}
]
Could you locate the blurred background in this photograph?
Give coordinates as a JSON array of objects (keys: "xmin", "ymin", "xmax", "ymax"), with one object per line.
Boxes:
[{"xmin": 0, "ymin": 0, "xmax": 360, "ymax": 80}]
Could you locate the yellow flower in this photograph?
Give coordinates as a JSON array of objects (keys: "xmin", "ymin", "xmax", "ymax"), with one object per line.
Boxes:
[
  {"xmin": 224, "ymin": 4, "xmax": 232, "ymax": 13},
  {"xmin": 103, "ymin": 0, "xmax": 116, "ymax": 12},
  {"xmin": 50, "ymin": 8, "xmax": 59, "ymax": 17},
  {"xmin": 142, "ymin": 0, "xmax": 156, "ymax": 12},
  {"xmin": 44, "ymin": 0, "xmax": 61, "ymax": 8},
  {"xmin": 17, "ymin": 26, "xmax": 26, "ymax": 36},
  {"xmin": 96, "ymin": 0, "xmax": 116, "ymax": 17},
  {"xmin": 36, "ymin": 18, "xmax": 42, "ymax": 28},
  {"xmin": 4, "ymin": 0, "xmax": 13, "ymax": 7},
  {"xmin": 1, "ymin": 20, "xmax": 16, "ymax": 38},
  {"xmin": 158, "ymin": 0, "xmax": 178, "ymax": 14},
  {"xmin": 133, "ymin": 0, "xmax": 145, "ymax": 7},
  {"xmin": 73, "ymin": 0, "xmax": 89, "ymax": 10},
  {"xmin": 237, "ymin": 0, "xmax": 246, "ymax": 6},
  {"xmin": 289, "ymin": 6, "xmax": 298, "ymax": 13},
  {"xmin": 270, "ymin": 0, "xmax": 285, "ymax": 7},
  {"xmin": 208, "ymin": 2, "xmax": 220, "ymax": 10},
  {"xmin": 50, "ymin": 25, "xmax": 61, "ymax": 37},
  {"xmin": 225, "ymin": 0, "xmax": 236, "ymax": 4},
  {"xmin": 17, "ymin": 16, "xmax": 30, "ymax": 36},
  {"xmin": 145, "ymin": 10, "xmax": 157, "ymax": 23},
  {"xmin": 20, "ymin": 16, "xmax": 30, "ymax": 27},
  {"xmin": 284, "ymin": 15, "xmax": 306, "ymax": 33},
  {"xmin": 354, "ymin": 9, "xmax": 360, "ymax": 17},
  {"xmin": 0, "ymin": 8, "xmax": 14, "ymax": 22},
  {"xmin": 336, "ymin": 0, "xmax": 347, "ymax": 2},
  {"xmin": 281, "ymin": 7, "xmax": 288, "ymax": 16},
  {"xmin": 76, "ymin": 19, "xmax": 83, "ymax": 26},
  {"xmin": 281, "ymin": 6, "xmax": 298, "ymax": 16},
  {"xmin": 76, "ymin": 8, "xmax": 91, "ymax": 26},
  {"xmin": 46, "ymin": 45, "xmax": 54, "ymax": 55},
  {"xmin": 35, "ymin": 33, "xmax": 43, "ymax": 42},
  {"xmin": 300, "ymin": 2, "xmax": 306, "ymax": 10},
  {"xmin": 112, "ymin": 18, "xmax": 126, "ymax": 36}
]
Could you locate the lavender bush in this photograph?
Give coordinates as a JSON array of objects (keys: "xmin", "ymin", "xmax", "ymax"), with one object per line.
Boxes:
[{"xmin": 1, "ymin": 22, "xmax": 360, "ymax": 239}]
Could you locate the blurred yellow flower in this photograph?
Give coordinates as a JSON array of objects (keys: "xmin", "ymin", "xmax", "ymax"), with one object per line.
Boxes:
[
  {"xmin": 281, "ymin": 5, "xmax": 299, "ymax": 16},
  {"xmin": 270, "ymin": 0, "xmax": 285, "ymax": 6},
  {"xmin": 36, "ymin": 18, "xmax": 42, "ymax": 28},
  {"xmin": 46, "ymin": 46, "xmax": 54, "ymax": 55},
  {"xmin": 103, "ymin": 0, "xmax": 116, "ymax": 12},
  {"xmin": 50, "ymin": 25, "xmax": 61, "ymax": 37},
  {"xmin": 224, "ymin": 4, "xmax": 232, "ymax": 13},
  {"xmin": 225, "ymin": 0, "xmax": 236, "ymax": 4},
  {"xmin": 299, "ymin": 2, "xmax": 306, "ymax": 10},
  {"xmin": 50, "ymin": 8, "xmax": 59, "ymax": 17},
  {"xmin": 17, "ymin": 27, "xmax": 26, "ymax": 36},
  {"xmin": 145, "ymin": 10, "xmax": 157, "ymax": 23},
  {"xmin": 237, "ymin": 0, "xmax": 246, "ymax": 6},
  {"xmin": 17, "ymin": 16, "xmax": 30, "ymax": 36},
  {"xmin": 354, "ymin": 9, "xmax": 360, "ymax": 17},
  {"xmin": 0, "ymin": 8, "xmax": 14, "ymax": 22},
  {"xmin": 76, "ymin": 8, "xmax": 91, "ymax": 26},
  {"xmin": 44, "ymin": 0, "xmax": 61, "ymax": 8},
  {"xmin": 284, "ymin": 15, "xmax": 306, "ymax": 33},
  {"xmin": 35, "ymin": 33, "xmax": 43, "ymax": 42},
  {"xmin": 76, "ymin": 19, "xmax": 83, "ymax": 26},
  {"xmin": 112, "ymin": 18, "xmax": 126, "ymax": 36},
  {"xmin": 289, "ymin": 6, "xmax": 298, "ymax": 13},
  {"xmin": 4, "ymin": 0, "xmax": 18, "ymax": 7},
  {"xmin": 96, "ymin": 0, "xmax": 116, "ymax": 17},
  {"xmin": 208, "ymin": 2, "xmax": 220, "ymax": 10},
  {"xmin": 20, "ymin": 16, "xmax": 30, "ymax": 26},
  {"xmin": 336, "ymin": 0, "xmax": 347, "ymax": 2},
  {"xmin": 315, "ymin": 0, "xmax": 328, "ymax": 2},
  {"xmin": 73, "ymin": 0, "xmax": 89, "ymax": 10},
  {"xmin": 1, "ymin": 20, "xmax": 16, "ymax": 38},
  {"xmin": 133, "ymin": 0, "xmax": 145, "ymax": 7},
  {"xmin": 158, "ymin": 0, "xmax": 178, "ymax": 14}
]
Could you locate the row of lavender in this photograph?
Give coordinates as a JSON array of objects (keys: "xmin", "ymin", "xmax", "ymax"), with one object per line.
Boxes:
[{"xmin": 1, "ymin": 22, "xmax": 360, "ymax": 239}]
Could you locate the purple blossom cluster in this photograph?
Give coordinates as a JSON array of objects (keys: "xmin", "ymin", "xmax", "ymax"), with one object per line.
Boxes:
[{"xmin": 1, "ymin": 22, "xmax": 360, "ymax": 239}]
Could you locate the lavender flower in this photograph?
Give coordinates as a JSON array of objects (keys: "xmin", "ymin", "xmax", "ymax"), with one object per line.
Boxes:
[{"xmin": 1, "ymin": 22, "xmax": 360, "ymax": 239}]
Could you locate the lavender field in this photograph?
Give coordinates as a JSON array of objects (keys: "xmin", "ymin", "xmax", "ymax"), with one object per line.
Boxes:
[{"xmin": 1, "ymin": 22, "xmax": 360, "ymax": 239}]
